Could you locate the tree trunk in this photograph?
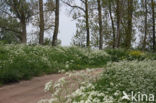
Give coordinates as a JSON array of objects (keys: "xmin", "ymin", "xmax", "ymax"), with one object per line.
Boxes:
[
  {"xmin": 21, "ymin": 16, "xmax": 27, "ymax": 43},
  {"xmin": 85, "ymin": 0, "xmax": 90, "ymax": 47},
  {"xmin": 52, "ymin": 0, "xmax": 60, "ymax": 46},
  {"xmin": 97, "ymin": 0, "xmax": 103, "ymax": 50},
  {"xmin": 152, "ymin": 0, "xmax": 155, "ymax": 51},
  {"xmin": 108, "ymin": 0, "xmax": 115, "ymax": 48},
  {"xmin": 39, "ymin": 0, "xmax": 44, "ymax": 45},
  {"xmin": 126, "ymin": 0, "xmax": 133, "ymax": 49},
  {"xmin": 116, "ymin": 0, "xmax": 121, "ymax": 48},
  {"xmin": 143, "ymin": 0, "xmax": 148, "ymax": 50}
]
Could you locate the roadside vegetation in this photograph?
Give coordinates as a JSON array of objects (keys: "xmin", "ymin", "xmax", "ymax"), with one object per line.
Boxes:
[
  {"xmin": 0, "ymin": 44, "xmax": 156, "ymax": 86},
  {"xmin": 0, "ymin": 44, "xmax": 110, "ymax": 85},
  {"xmin": 0, "ymin": 44, "xmax": 156, "ymax": 103},
  {"xmin": 1, "ymin": 0, "xmax": 156, "ymax": 102},
  {"xmin": 40, "ymin": 60, "xmax": 156, "ymax": 103}
]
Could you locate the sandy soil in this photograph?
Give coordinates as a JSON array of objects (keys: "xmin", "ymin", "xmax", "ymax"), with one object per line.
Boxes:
[{"xmin": 0, "ymin": 69, "xmax": 103, "ymax": 103}]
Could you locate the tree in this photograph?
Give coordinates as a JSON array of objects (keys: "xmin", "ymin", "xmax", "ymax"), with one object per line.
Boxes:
[
  {"xmin": 108, "ymin": 0, "xmax": 116, "ymax": 48},
  {"xmin": 116, "ymin": 0, "xmax": 122, "ymax": 48},
  {"xmin": 85, "ymin": 0, "xmax": 90, "ymax": 47},
  {"xmin": 52, "ymin": 0, "xmax": 60, "ymax": 46},
  {"xmin": 63, "ymin": 0, "xmax": 90, "ymax": 47},
  {"xmin": 9, "ymin": 0, "xmax": 33, "ymax": 43},
  {"xmin": 125, "ymin": 0, "xmax": 133, "ymax": 49},
  {"xmin": 1, "ymin": 0, "xmax": 33, "ymax": 43},
  {"xmin": 97, "ymin": 0, "xmax": 103, "ymax": 49},
  {"xmin": 72, "ymin": 29, "xmax": 86, "ymax": 47},
  {"xmin": 151, "ymin": 0, "xmax": 155, "ymax": 51},
  {"xmin": 39, "ymin": 0, "xmax": 45, "ymax": 44},
  {"xmin": 143, "ymin": 0, "xmax": 148, "ymax": 50},
  {"xmin": 0, "ymin": 15, "xmax": 21, "ymax": 43},
  {"xmin": 0, "ymin": 18, "xmax": 21, "ymax": 43},
  {"xmin": 31, "ymin": 0, "xmax": 55, "ymax": 44}
]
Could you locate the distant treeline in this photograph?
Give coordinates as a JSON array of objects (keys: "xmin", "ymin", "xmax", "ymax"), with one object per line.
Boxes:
[{"xmin": 0, "ymin": 0, "xmax": 156, "ymax": 51}]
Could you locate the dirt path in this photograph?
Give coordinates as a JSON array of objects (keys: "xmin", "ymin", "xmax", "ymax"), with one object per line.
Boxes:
[{"xmin": 0, "ymin": 69, "xmax": 103, "ymax": 103}]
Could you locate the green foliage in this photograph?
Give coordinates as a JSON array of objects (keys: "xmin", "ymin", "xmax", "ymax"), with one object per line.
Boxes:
[
  {"xmin": 93, "ymin": 60, "xmax": 156, "ymax": 102},
  {"xmin": 146, "ymin": 52, "xmax": 156, "ymax": 60},
  {"xmin": 0, "ymin": 17, "xmax": 21, "ymax": 43},
  {"xmin": 66, "ymin": 60, "xmax": 156, "ymax": 102},
  {"xmin": 105, "ymin": 49, "xmax": 129, "ymax": 61},
  {"xmin": 128, "ymin": 50, "xmax": 146, "ymax": 60},
  {"xmin": 0, "ymin": 45, "xmax": 110, "ymax": 85},
  {"xmin": 105, "ymin": 49, "xmax": 148, "ymax": 61},
  {"xmin": 0, "ymin": 45, "xmax": 155, "ymax": 86}
]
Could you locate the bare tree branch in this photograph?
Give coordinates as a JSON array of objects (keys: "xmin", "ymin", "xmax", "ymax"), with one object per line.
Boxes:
[
  {"xmin": 0, "ymin": 25, "xmax": 21, "ymax": 34},
  {"xmin": 62, "ymin": 0, "xmax": 85, "ymax": 12},
  {"xmin": 80, "ymin": 0, "xmax": 85, "ymax": 4}
]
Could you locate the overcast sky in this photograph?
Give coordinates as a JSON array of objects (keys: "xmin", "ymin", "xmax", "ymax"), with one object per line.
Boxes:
[
  {"xmin": 58, "ymin": 5, "xmax": 76, "ymax": 46},
  {"xmin": 27, "ymin": 3, "xmax": 76, "ymax": 46}
]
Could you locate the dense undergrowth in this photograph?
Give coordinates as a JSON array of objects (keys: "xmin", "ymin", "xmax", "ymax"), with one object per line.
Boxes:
[
  {"xmin": 0, "ymin": 44, "xmax": 110, "ymax": 85},
  {"xmin": 0, "ymin": 44, "xmax": 156, "ymax": 86},
  {"xmin": 66, "ymin": 60, "xmax": 156, "ymax": 103}
]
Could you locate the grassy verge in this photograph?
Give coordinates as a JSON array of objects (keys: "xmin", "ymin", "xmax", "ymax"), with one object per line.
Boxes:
[{"xmin": 0, "ymin": 44, "xmax": 110, "ymax": 85}]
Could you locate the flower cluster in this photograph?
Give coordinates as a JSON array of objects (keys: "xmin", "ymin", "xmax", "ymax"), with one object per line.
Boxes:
[
  {"xmin": 67, "ymin": 82, "xmax": 114, "ymax": 103},
  {"xmin": 0, "ymin": 44, "xmax": 110, "ymax": 85},
  {"xmin": 128, "ymin": 50, "xmax": 145, "ymax": 60},
  {"xmin": 39, "ymin": 59, "xmax": 156, "ymax": 103},
  {"xmin": 38, "ymin": 68, "xmax": 103, "ymax": 103}
]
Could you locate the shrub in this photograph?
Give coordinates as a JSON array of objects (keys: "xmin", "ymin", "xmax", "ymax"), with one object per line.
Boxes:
[
  {"xmin": 105, "ymin": 49, "xmax": 149, "ymax": 61},
  {"xmin": 146, "ymin": 52, "xmax": 156, "ymax": 60},
  {"xmin": 128, "ymin": 50, "xmax": 146, "ymax": 60},
  {"xmin": 87, "ymin": 50, "xmax": 111, "ymax": 66},
  {"xmin": 105, "ymin": 49, "xmax": 128, "ymax": 61}
]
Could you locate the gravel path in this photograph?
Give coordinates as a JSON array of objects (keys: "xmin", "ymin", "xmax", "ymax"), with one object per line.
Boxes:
[{"xmin": 0, "ymin": 69, "xmax": 103, "ymax": 103}]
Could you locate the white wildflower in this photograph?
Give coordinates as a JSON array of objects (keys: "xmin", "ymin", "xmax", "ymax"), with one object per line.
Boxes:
[{"xmin": 44, "ymin": 80, "xmax": 53, "ymax": 92}]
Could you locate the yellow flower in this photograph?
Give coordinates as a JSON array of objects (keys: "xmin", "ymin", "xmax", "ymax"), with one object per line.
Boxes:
[{"xmin": 129, "ymin": 50, "xmax": 144, "ymax": 57}]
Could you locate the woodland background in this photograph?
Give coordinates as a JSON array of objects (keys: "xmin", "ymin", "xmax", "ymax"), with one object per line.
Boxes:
[{"xmin": 0, "ymin": 0, "xmax": 156, "ymax": 50}]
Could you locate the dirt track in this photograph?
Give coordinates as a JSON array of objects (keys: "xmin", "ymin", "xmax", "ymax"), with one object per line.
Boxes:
[
  {"xmin": 0, "ymin": 69, "xmax": 102, "ymax": 103},
  {"xmin": 0, "ymin": 73, "xmax": 65, "ymax": 103}
]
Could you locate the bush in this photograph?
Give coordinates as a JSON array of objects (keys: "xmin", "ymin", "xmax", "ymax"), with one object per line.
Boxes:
[
  {"xmin": 105, "ymin": 49, "xmax": 148, "ymax": 61},
  {"xmin": 87, "ymin": 50, "xmax": 111, "ymax": 66},
  {"xmin": 146, "ymin": 52, "xmax": 156, "ymax": 60},
  {"xmin": 128, "ymin": 50, "xmax": 146, "ymax": 60},
  {"xmin": 105, "ymin": 49, "xmax": 129, "ymax": 61}
]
